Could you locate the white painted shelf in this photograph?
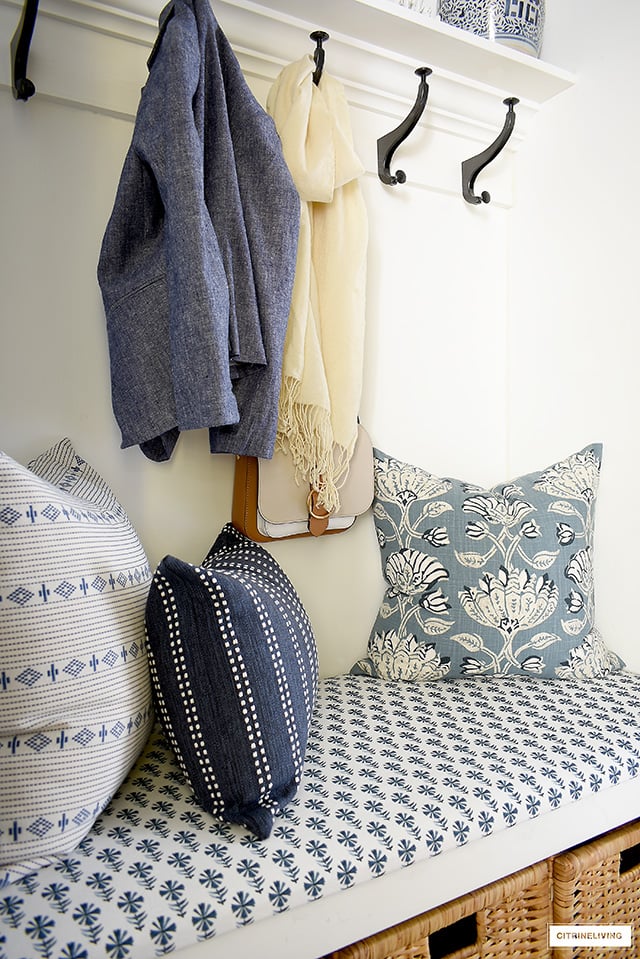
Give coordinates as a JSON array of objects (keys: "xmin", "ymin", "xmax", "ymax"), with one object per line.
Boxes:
[
  {"xmin": 1, "ymin": 0, "xmax": 575, "ymax": 125},
  {"xmin": 219, "ymin": 0, "xmax": 575, "ymax": 106}
]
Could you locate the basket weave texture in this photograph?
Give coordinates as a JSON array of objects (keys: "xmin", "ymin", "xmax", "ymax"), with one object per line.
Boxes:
[
  {"xmin": 553, "ymin": 818, "xmax": 640, "ymax": 958},
  {"xmin": 324, "ymin": 859, "xmax": 551, "ymax": 959}
]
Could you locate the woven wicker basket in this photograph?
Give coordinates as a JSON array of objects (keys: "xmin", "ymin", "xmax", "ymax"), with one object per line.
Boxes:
[
  {"xmin": 324, "ymin": 859, "xmax": 551, "ymax": 959},
  {"xmin": 553, "ymin": 818, "xmax": 640, "ymax": 958}
]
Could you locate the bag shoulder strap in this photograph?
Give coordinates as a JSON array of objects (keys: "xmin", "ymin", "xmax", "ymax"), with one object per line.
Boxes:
[{"xmin": 231, "ymin": 455, "xmax": 271, "ymax": 542}]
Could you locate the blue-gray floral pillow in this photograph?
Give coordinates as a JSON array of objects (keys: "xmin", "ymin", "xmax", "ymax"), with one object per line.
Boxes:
[{"xmin": 353, "ymin": 445, "xmax": 623, "ymax": 681}]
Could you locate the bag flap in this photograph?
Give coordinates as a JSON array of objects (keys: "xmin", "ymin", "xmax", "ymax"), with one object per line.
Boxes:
[{"xmin": 257, "ymin": 425, "xmax": 374, "ymax": 524}]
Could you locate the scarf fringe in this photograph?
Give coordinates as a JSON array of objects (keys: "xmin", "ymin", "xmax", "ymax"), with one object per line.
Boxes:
[{"xmin": 276, "ymin": 376, "xmax": 354, "ymax": 514}]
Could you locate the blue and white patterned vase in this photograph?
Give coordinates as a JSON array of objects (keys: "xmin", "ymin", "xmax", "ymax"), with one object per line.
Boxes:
[
  {"xmin": 394, "ymin": 0, "xmax": 438, "ymax": 16},
  {"xmin": 438, "ymin": 0, "xmax": 545, "ymax": 58}
]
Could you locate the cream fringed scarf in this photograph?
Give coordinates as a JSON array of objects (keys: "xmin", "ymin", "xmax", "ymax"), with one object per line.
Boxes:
[{"xmin": 267, "ymin": 56, "xmax": 368, "ymax": 513}]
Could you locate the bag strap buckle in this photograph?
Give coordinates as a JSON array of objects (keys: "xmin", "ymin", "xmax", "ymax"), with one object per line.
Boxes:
[{"xmin": 307, "ymin": 488, "xmax": 332, "ymax": 536}]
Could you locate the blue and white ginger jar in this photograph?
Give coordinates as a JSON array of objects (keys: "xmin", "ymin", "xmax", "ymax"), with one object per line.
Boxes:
[{"xmin": 438, "ymin": 0, "xmax": 545, "ymax": 58}]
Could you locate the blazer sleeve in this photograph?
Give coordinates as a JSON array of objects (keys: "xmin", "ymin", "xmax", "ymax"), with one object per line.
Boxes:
[
  {"xmin": 206, "ymin": 28, "xmax": 301, "ymax": 459},
  {"xmin": 97, "ymin": 0, "xmax": 240, "ymax": 461}
]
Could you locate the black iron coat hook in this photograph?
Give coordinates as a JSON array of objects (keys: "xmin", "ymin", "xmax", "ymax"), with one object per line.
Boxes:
[
  {"xmin": 462, "ymin": 96, "xmax": 519, "ymax": 204},
  {"xmin": 310, "ymin": 30, "xmax": 329, "ymax": 86},
  {"xmin": 377, "ymin": 66, "xmax": 432, "ymax": 186},
  {"xmin": 11, "ymin": 0, "xmax": 39, "ymax": 101}
]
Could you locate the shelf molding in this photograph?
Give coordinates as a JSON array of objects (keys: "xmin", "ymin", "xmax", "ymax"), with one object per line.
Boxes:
[
  {"xmin": 2, "ymin": 0, "xmax": 575, "ymax": 204},
  {"xmin": 354, "ymin": 0, "xmax": 575, "ymax": 103},
  {"xmin": 2, "ymin": 0, "xmax": 575, "ymax": 104},
  {"xmin": 216, "ymin": 0, "xmax": 575, "ymax": 104}
]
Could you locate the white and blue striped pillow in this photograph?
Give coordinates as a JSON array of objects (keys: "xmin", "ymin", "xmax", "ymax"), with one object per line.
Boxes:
[
  {"xmin": 0, "ymin": 439, "xmax": 153, "ymax": 885},
  {"xmin": 144, "ymin": 524, "xmax": 318, "ymax": 839}
]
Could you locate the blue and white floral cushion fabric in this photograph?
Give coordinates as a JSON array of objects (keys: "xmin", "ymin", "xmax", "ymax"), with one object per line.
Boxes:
[
  {"xmin": 0, "ymin": 439, "xmax": 153, "ymax": 886},
  {"xmin": 353, "ymin": 444, "xmax": 624, "ymax": 681},
  {"xmin": 1, "ymin": 672, "xmax": 640, "ymax": 959}
]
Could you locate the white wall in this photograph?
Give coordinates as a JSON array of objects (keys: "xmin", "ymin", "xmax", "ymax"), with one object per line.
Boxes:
[
  {"xmin": 509, "ymin": 0, "xmax": 640, "ymax": 671},
  {"xmin": 1, "ymin": 0, "xmax": 636, "ymax": 673}
]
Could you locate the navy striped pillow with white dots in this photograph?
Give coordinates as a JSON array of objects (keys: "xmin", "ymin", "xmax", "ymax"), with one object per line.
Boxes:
[{"xmin": 144, "ymin": 524, "xmax": 318, "ymax": 839}]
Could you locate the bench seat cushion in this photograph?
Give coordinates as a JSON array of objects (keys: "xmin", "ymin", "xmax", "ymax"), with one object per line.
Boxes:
[{"xmin": 2, "ymin": 670, "xmax": 640, "ymax": 958}]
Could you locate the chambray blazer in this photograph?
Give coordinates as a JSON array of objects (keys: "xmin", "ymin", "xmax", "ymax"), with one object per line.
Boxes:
[{"xmin": 97, "ymin": 0, "xmax": 300, "ymax": 461}]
